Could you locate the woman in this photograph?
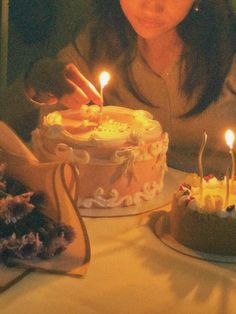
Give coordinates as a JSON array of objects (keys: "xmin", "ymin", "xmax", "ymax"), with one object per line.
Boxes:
[{"xmin": 1, "ymin": 0, "xmax": 236, "ymax": 173}]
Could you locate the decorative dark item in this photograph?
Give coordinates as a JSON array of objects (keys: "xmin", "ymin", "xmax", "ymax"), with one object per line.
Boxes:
[{"xmin": 0, "ymin": 163, "xmax": 75, "ymax": 266}]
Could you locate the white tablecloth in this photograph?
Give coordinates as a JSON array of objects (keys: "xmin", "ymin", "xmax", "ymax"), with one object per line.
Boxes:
[{"xmin": 1, "ymin": 170, "xmax": 236, "ymax": 314}]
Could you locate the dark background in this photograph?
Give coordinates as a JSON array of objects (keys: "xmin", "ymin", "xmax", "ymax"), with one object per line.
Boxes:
[{"xmin": 2, "ymin": 0, "xmax": 91, "ymax": 83}]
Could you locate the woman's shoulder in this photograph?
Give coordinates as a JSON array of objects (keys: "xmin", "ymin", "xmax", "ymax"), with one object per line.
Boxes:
[
  {"xmin": 228, "ymin": 53, "xmax": 236, "ymax": 72},
  {"xmin": 56, "ymin": 24, "xmax": 95, "ymax": 78},
  {"xmin": 72, "ymin": 23, "xmax": 95, "ymax": 58},
  {"xmin": 57, "ymin": 24, "xmax": 92, "ymax": 58},
  {"xmin": 223, "ymin": 54, "xmax": 236, "ymax": 94},
  {"xmin": 213, "ymin": 54, "xmax": 236, "ymax": 118},
  {"xmin": 72, "ymin": 21, "xmax": 106, "ymax": 61}
]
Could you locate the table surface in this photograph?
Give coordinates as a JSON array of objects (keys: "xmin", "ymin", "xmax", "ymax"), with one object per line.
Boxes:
[{"xmin": 1, "ymin": 169, "xmax": 236, "ymax": 314}]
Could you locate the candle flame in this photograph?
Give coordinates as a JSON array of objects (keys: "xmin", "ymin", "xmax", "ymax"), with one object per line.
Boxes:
[
  {"xmin": 225, "ymin": 129, "xmax": 235, "ymax": 149},
  {"xmin": 99, "ymin": 71, "xmax": 110, "ymax": 88}
]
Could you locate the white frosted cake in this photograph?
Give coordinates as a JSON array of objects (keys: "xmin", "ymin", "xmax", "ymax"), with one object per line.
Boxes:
[{"xmin": 32, "ymin": 105, "xmax": 168, "ymax": 211}]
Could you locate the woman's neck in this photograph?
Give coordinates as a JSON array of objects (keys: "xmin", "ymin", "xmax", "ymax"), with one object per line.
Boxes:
[{"xmin": 138, "ymin": 30, "xmax": 183, "ymax": 75}]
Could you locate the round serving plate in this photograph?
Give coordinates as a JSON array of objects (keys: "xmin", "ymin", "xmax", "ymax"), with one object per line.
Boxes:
[{"xmin": 78, "ymin": 168, "xmax": 186, "ymax": 218}]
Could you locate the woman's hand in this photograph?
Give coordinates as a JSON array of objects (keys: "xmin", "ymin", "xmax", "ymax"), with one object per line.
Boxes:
[{"xmin": 24, "ymin": 58, "xmax": 102, "ymax": 108}]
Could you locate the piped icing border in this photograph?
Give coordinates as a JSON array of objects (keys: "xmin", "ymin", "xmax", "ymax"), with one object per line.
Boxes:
[
  {"xmin": 43, "ymin": 105, "xmax": 163, "ymax": 147},
  {"xmin": 77, "ymin": 180, "xmax": 164, "ymax": 209},
  {"xmin": 32, "ymin": 128, "xmax": 168, "ymax": 166}
]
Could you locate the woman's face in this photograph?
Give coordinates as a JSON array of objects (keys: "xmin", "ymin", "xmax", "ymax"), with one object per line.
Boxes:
[{"xmin": 120, "ymin": 0, "xmax": 195, "ymax": 39}]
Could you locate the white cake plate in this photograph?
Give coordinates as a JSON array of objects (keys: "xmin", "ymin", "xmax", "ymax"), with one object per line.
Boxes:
[
  {"xmin": 154, "ymin": 212, "xmax": 236, "ymax": 264},
  {"xmin": 78, "ymin": 168, "xmax": 186, "ymax": 218}
]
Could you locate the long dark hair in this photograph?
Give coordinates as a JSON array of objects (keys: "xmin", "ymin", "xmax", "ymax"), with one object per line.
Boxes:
[{"xmin": 73, "ymin": 0, "xmax": 236, "ymax": 117}]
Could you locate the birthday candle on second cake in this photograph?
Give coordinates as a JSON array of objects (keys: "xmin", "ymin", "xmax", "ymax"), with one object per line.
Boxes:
[
  {"xmin": 225, "ymin": 129, "xmax": 235, "ymax": 198},
  {"xmin": 225, "ymin": 166, "xmax": 230, "ymax": 208},
  {"xmin": 198, "ymin": 132, "xmax": 207, "ymax": 204}
]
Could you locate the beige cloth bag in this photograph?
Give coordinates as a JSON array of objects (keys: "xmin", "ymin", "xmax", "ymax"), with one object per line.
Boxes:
[{"xmin": 0, "ymin": 121, "xmax": 90, "ymax": 292}]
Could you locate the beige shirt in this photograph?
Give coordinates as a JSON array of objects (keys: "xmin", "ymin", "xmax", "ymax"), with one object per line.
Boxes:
[{"xmin": 1, "ymin": 31, "xmax": 236, "ymax": 174}]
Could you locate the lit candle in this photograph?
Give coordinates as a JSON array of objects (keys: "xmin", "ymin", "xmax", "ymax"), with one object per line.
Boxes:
[
  {"xmin": 99, "ymin": 71, "xmax": 110, "ymax": 107},
  {"xmin": 225, "ymin": 129, "xmax": 235, "ymax": 192},
  {"xmin": 198, "ymin": 132, "xmax": 207, "ymax": 203},
  {"xmin": 98, "ymin": 71, "xmax": 110, "ymax": 124}
]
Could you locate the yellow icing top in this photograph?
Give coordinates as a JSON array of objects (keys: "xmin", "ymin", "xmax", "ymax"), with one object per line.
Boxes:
[{"xmin": 44, "ymin": 105, "xmax": 162, "ymax": 144}]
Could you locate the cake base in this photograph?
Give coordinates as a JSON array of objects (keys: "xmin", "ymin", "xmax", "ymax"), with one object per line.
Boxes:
[
  {"xmin": 154, "ymin": 212, "xmax": 236, "ymax": 263},
  {"xmin": 79, "ymin": 168, "xmax": 186, "ymax": 217}
]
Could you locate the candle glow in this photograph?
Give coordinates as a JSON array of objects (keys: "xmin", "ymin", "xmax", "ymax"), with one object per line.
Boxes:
[
  {"xmin": 99, "ymin": 71, "xmax": 110, "ymax": 91},
  {"xmin": 225, "ymin": 129, "xmax": 235, "ymax": 150}
]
